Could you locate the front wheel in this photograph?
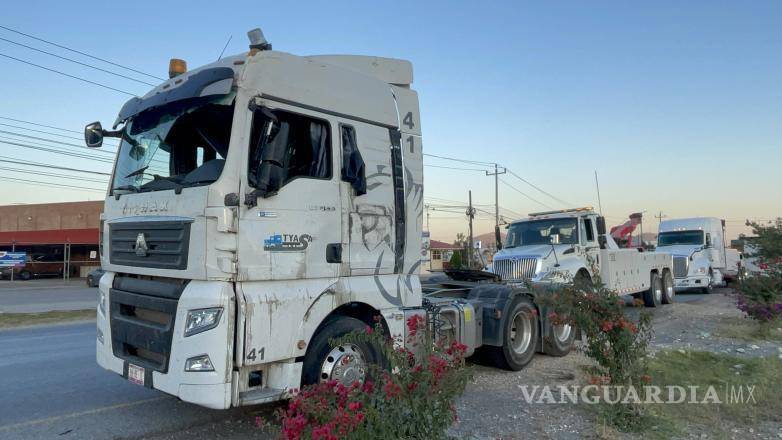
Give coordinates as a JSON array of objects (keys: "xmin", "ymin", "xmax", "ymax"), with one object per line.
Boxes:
[
  {"xmin": 643, "ymin": 272, "xmax": 662, "ymax": 307},
  {"xmin": 701, "ymin": 270, "xmax": 714, "ymax": 294},
  {"xmin": 301, "ymin": 316, "xmax": 383, "ymax": 387},
  {"xmin": 488, "ymin": 296, "xmax": 539, "ymax": 371},
  {"xmin": 661, "ymin": 270, "xmax": 675, "ymax": 304},
  {"xmin": 18, "ymin": 270, "xmax": 31, "ymax": 281}
]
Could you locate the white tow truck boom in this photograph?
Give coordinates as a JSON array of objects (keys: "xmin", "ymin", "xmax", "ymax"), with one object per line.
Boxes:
[{"xmin": 88, "ymin": 27, "xmax": 575, "ymax": 410}]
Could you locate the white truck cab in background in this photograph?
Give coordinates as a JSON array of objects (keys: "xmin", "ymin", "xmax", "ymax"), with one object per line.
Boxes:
[
  {"xmin": 490, "ymin": 208, "xmax": 675, "ymax": 307},
  {"xmin": 656, "ymin": 217, "xmax": 727, "ymax": 293}
]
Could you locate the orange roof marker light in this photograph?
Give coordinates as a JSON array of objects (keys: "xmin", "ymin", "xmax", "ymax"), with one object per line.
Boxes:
[{"xmin": 168, "ymin": 58, "xmax": 187, "ymax": 78}]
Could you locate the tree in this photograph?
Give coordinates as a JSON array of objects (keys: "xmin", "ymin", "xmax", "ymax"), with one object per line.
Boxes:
[
  {"xmin": 747, "ymin": 218, "xmax": 782, "ymax": 261},
  {"xmin": 449, "ymin": 250, "xmax": 463, "ymax": 269}
]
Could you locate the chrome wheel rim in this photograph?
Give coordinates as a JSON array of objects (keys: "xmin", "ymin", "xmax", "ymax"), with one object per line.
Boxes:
[
  {"xmin": 554, "ymin": 323, "xmax": 572, "ymax": 343},
  {"xmin": 320, "ymin": 344, "xmax": 367, "ymax": 384},
  {"xmin": 654, "ymin": 282, "xmax": 663, "ymax": 303},
  {"xmin": 666, "ymin": 278, "xmax": 674, "ymax": 299},
  {"xmin": 510, "ymin": 311, "xmax": 533, "ymax": 354}
]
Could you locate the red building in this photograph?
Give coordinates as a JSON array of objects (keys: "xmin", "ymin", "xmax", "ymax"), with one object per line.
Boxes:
[{"xmin": 0, "ymin": 201, "xmax": 102, "ymax": 279}]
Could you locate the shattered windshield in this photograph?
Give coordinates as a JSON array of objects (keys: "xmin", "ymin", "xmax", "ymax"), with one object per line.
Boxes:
[
  {"xmin": 658, "ymin": 230, "xmax": 704, "ymax": 246},
  {"xmin": 111, "ymin": 94, "xmax": 235, "ymax": 194},
  {"xmin": 504, "ymin": 218, "xmax": 579, "ymax": 248}
]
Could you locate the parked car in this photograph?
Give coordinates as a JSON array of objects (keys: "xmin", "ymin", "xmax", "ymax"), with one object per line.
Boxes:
[
  {"xmin": 1, "ymin": 253, "xmax": 65, "ymax": 280},
  {"xmin": 86, "ymin": 268, "xmax": 105, "ymax": 287}
]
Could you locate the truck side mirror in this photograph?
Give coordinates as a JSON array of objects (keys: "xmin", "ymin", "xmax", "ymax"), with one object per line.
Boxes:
[
  {"xmin": 596, "ymin": 216, "xmax": 607, "ymax": 236},
  {"xmin": 705, "ymin": 233, "xmax": 712, "ymax": 248},
  {"xmin": 85, "ymin": 122, "xmax": 104, "ymax": 148},
  {"xmin": 596, "ymin": 216, "xmax": 608, "ymax": 249},
  {"xmin": 550, "ymin": 233, "xmax": 561, "ymax": 245},
  {"xmin": 495, "ymin": 225, "xmax": 503, "ymax": 250},
  {"xmin": 251, "ymin": 117, "xmax": 287, "ymax": 198}
]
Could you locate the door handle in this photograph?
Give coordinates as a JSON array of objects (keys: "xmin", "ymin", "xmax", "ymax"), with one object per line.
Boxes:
[{"xmin": 326, "ymin": 243, "xmax": 342, "ymax": 263}]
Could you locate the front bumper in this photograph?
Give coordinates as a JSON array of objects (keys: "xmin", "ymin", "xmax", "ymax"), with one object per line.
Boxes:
[
  {"xmin": 673, "ymin": 275, "xmax": 710, "ymax": 291},
  {"xmin": 96, "ymin": 272, "xmax": 235, "ymax": 409}
]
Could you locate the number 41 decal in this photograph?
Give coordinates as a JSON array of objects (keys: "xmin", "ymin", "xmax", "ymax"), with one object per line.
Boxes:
[{"xmin": 247, "ymin": 347, "xmax": 265, "ymax": 361}]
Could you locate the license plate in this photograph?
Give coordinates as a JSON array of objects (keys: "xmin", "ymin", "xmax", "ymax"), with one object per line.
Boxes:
[{"xmin": 128, "ymin": 364, "xmax": 145, "ymax": 386}]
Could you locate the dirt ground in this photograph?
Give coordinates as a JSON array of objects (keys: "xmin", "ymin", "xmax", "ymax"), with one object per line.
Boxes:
[{"xmin": 142, "ymin": 288, "xmax": 782, "ymax": 440}]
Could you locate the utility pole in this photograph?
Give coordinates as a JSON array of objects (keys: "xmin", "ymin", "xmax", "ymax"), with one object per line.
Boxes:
[
  {"xmin": 485, "ymin": 164, "xmax": 507, "ymax": 228},
  {"xmin": 466, "ymin": 190, "xmax": 476, "ymax": 269},
  {"xmin": 654, "ymin": 211, "xmax": 667, "ymax": 229}
]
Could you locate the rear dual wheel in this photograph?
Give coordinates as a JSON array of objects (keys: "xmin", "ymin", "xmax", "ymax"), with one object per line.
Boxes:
[
  {"xmin": 489, "ymin": 296, "xmax": 540, "ymax": 371},
  {"xmin": 661, "ymin": 270, "xmax": 675, "ymax": 304}
]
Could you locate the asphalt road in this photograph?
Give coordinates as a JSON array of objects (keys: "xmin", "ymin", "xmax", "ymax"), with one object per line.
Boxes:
[
  {"xmin": 0, "ymin": 322, "xmax": 255, "ymax": 440},
  {"xmin": 0, "ymin": 280, "xmax": 98, "ymax": 313}
]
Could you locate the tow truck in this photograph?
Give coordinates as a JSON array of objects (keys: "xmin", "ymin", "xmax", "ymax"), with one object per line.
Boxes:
[{"xmin": 491, "ymin": 207, "xmax": 675, "ymax": 307}]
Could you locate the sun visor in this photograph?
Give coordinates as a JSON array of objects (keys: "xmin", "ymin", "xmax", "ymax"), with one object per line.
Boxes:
[{"xmin": 114, "ymin": 67, "xmax": 235, "ymax": 127}]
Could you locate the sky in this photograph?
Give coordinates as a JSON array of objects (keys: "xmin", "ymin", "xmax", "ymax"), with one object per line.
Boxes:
[{"xmin": 0, "ymin": 1, "xmax": 780, "ymax": 242}]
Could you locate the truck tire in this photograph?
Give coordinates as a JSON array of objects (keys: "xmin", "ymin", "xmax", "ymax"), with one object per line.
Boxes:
[
  {"xmin": 643, "ymin": 272, "xmax": 662, "ymax": 307},
  {"xmin": 301, "ymin": 316, "xmax": 383, "ymax": 387},
  {"xmin": 19, "ymin": 270, "xmax": 31, "ymax": 281},
  {"xmin": 661, "ymin": 270, "xmax": 675, "ymax": 304},
  {"xmin": 701, "ymin": 270, "xmax": 714, "ymax": 294},
  {"xmin": 542, "ymin": 318, "xmax": 576, "ymax": 357},
  {"xmin": 488, "ymin": 296, "xmax": 539, "ymax": 371}
]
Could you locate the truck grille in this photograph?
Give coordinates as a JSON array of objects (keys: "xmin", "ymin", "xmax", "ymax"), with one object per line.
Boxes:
[
  {"xmin": 673, "ymin": 256, "xmax": 689, "ymax": 278},
  {"xmin": 493, "ymin": 257, "xmax": 537, "ymax": 281},
  {"xmin": 110, "ymin": 275, "xmax": 188, "ymax": 374},
  {"xmin": 109, "ymin": 220, "xmax": 192, "ymax": 270}
]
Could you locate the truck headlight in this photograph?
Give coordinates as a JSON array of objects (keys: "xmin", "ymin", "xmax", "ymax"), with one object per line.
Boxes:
[
  {"xmin": 697, "ymin": 267, "xmax": 707, "ymax": 274},
  {"xmin": 185, "ymin": 354, "xmax": 215, "ymax": 372},
  {"xmin": 184, "ymin": 307, "xmax": 223, "ymax": 337}
]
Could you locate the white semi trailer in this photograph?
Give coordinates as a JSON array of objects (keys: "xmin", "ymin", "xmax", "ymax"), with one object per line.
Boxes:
[
  {"xmin": 491, "ymin": 208, "xmax": 675, "ymax": 307},
  {"xmin": 86, "ymin": 28, "xmax": 577, "ymax": 410}
]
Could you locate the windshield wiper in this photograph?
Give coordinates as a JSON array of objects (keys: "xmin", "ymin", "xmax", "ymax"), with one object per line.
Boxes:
[
  {"xmin": 125, "ymin": 166, "xmax": 149, "ymax": 179},
  {"xmin": 112, "ymin": 185, "xmax": 140, "ymax": 193}
]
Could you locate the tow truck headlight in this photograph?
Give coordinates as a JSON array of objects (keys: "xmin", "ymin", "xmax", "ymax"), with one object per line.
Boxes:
[
  {"xmin": 697, "ymin": 267, "xmax": 707, "ymax": 274},
  {"xmin": 184, "ymin": 307, "xmax": 223, "ymax": 337},
  {"xmin": 185, "ymin": 355, "xmax": 214, "ymax": 372}
]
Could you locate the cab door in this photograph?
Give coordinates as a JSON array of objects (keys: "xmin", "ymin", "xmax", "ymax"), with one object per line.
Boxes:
[
  {"xmin": 236, "ymin": 105, "xmax": 342, "ymax": 281},
  {"xmin": 580, "ymin": 216, "xmax": 600, "ymax": 269}
]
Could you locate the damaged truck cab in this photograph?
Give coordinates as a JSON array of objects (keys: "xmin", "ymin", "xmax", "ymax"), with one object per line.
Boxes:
[
  {"xmin": 90, "ymin": 28, "xmax": 565, "ymax": 410},
  {"xmin": 91, "ymin": 29, "xmax": 424, "ymax": 409}
]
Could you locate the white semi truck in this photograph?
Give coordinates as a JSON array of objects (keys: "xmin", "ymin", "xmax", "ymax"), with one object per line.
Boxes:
[
  {"xmin": 85, "ymin": 28, "xmax": 579, "ymax": 410},
  {"xmin": 491, "ymin": 208, "xmax": 675, "ymax": 307},
  {"xmin": 656, "ymin": 217, "xmax": 727, "ymax": 293}
]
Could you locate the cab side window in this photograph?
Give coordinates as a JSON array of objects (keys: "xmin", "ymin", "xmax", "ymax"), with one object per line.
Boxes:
[
  {"xmin": 582, "ymin": 218, "xmax": 595, "ymax": 243},
  {"xmin": 340, "ymin": 125, "xmax": 366, "ymax": 195},
  {"xmin": 248, "ymin": 108, "xmax": 331, "ymax": 192}
]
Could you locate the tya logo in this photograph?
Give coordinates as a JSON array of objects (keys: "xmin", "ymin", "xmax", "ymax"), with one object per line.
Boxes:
[{"xmin": 263, "ymin": 233, "xmax": 313, "ymax": 252}]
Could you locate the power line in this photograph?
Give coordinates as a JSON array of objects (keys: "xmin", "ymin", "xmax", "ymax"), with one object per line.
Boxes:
[
  {"xmin": 0, "ymin": 24, "xmax": 164, "ymax": 81},
  {"xmin": 0, "ymin": 116, "xmax": 79, "ymax": 133},
  {"xmin": 423, "ymin": 153, "xmax": 494, "ymax": 167},
  {"xmin": 0, "ymin": 175, "xmax": 105, "ymax": 193},
  {"xmin": 0, "ymin": 116, "xmax": 120, "ymax": 146},
  {"xmin": 0, "ymin": 155, "xmax": 111, "ymax": 175},
  {"xmin": 0, "ymin": 52, "xmax": 137, "ymax": 96},
  {"xmin": 499, "ymin": 178, "xmax": 554, "ymax": 210},
  {"xmin": 0, "ymin": 122, "xmax": 85, "ymax": 142},
  {"xmin": 0, "ymin": 138, "xmax": 114, "ymax": 163},
  {"xmin": 0, "ymin": 166, "xmax": 108, "ymax": 184},
  {"xmin": 0, "ymin": 36, "xmax": 156, "ymax": 86},
  {"xmin": 424, "ymin": 163, "xmax": 487, "ymax": 172},
  {"xmin": 505, "ymin": 169, "xmax": 572, "ymax": 207},
  {"xmin": 0, "ymin": 130, "xmax": 117, "ymax": 155}
]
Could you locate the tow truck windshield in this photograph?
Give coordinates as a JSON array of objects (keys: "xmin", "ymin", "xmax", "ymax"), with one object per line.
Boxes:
[
  {"xmin": 504, "ymin": 218, "xmax": 579, "ymax": 248},
  {"xmin": 111, "ymin": 95, "xmax": 235, "ymax": 194},
  {"xmin": 658, "ymin": 230, "xmax": 704, "ymax": 246}
]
